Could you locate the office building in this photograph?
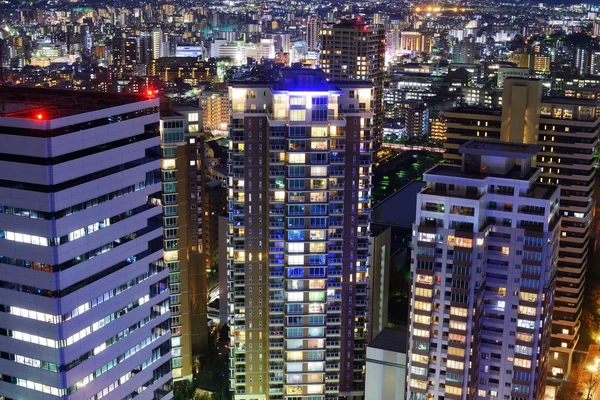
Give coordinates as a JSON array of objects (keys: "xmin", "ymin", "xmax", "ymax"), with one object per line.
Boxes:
[
  {"xmin": 227, "ymin": 69, "xmax": 374, "ymax": 399},
  {"xmin": 408, "ymin": 140, "xmax": 560, "ymax": 400},
  {"xmin": 497, "ymin": 67, "xmax": 530, "ymax": 88},
  {"xmin": 159, "ymin": 99, "xmax": 208, "ymax": 380},
  {"xmin": 320, "ymin": 17, "xmax": 386, "ymax": 149},
  {"xmin": 442, "ymin": 78, "xmax": 600, "ymax": 382},
  {"xmin": 0, "ymin": 87, "xmax": 172, "ymax": 399}
]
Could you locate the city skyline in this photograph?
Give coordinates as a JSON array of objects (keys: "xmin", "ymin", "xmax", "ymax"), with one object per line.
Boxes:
[{"xmin": 0, "ymin": 2, "xmax": 599, "ymax": 400}]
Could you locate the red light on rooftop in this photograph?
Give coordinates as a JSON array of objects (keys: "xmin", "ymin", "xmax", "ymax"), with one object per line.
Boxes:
[{"xmin": 36, "ymin": 113, "xmax": 43, "ymax": 120}]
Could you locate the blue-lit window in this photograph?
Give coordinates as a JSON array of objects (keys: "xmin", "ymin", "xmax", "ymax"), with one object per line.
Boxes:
[
  {"xmin": 287, "ymin": 304, "xmax": 303, "ymax": 314},
  {"xmin": 312, "ymin": 96, "xmax": 328, "ymax": 106},
  {"xmin": 289, "ymin": 205, "xmax": 305, "ymax": 215},
  {"xmin": 289, "ymin": 179, "xmax": 305, "ymax": 190},
  {"xmin": 310, "ymin": 205, "xmax": 327, "ymax": 215},
  {"xmin": 309, "ymin": 255, "xmax": 326, "ymax": 265},
  {"xmin": 289, "ymin": 127, "xmax": 307, "ymax": 137},
  {"xmin": 311, "ymin": 109, "xmax": 328, "ymax": 122},
  {"xmin": 309, "ymin": 267, "xmax": 325, "ymax": 278},
  {"xmin": 288, "ymin": 267, "xmax": 304, "ymax": 278},
  {"xmin": 309, "ymin": 217, "xmax": 326, "ymax": 228},
  {"xmin": 288, "ymin": 218, "xmax": 304, "ymax": 228},
  {"xmin": 289, "ymin": 166, "xmax": 305, "ymax": 177},
  {"xmin": 288, "ymin": 230, "xmax": 305, "ymax": 241},
  {"xmin": 308, "ymin": 316, "xmax": 324, "ymax": 326}
]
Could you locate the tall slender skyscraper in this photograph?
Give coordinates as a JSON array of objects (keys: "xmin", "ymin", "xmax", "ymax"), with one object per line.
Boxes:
[
  {"xmin": 0, "ymin": 87, "xmax": 172, "ymax": 399},
  {"xmin": 227, "ymin": 69, "xmax": 374, "ymax": 399},
  {"xmin": 159, "ymin": 99, "xmax": 208, "ymax": 381},
  {"xmin": 320, "ymin": 18, "xmax": 385, "ymax": 149},
  {"xmin": 442, "ymin": 79, "xmax": 600, "ymax": 381},
  {"xmin": 408, "ymin": 140, "xmax": 560, "ymax": 400},
  {"xmin": 152, "ymin": 27, "xmax": 163, "ymax": 60},
  {"xmin": 306, "ymin": 16, "xmax": 321, "ymax": 52}
]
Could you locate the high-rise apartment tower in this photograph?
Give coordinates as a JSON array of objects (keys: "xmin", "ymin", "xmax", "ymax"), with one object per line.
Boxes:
[
  {"xmin": 443, "ymin": 78, "xmax": 600, "ymax": 382},
  {"xmin": 159, "ymin": 99, "xmax": 209, "ymax": 380},
  {"xmin": 408, "ymin": 140, "xmax": 560, "ymax": 400},
  {"xmin": 320, "ymin": 18, "xmax": 385, "ymax": 149},
  {"xmin": 227, "ymin": 69, "xmax": 374, "ymax": 400}
]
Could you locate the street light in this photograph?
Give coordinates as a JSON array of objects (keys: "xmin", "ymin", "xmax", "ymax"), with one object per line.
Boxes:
[{"xmin": 585, "ymin": 360, "xmax": 600, "ymax": 400}]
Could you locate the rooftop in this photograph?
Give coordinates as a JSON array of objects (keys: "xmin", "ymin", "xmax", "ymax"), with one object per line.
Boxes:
[
  {"xmin": 445, "ymin": 106, "xmax": 502, "ymax": 116},
  {"xmin": 372, "ymin": 181, "xmax": 426, "ymax": 227},
  {"xmin": 425, "ymin": 163, "xmax": 537, "ymax": 182},
  {"xmin": 367, "ymin": 328, "xmax": 407, "ymax": 354},
  {"xmin": 0, "ymin": 86, "xmax": 153, "ymax": 120},
  {"xmin": 460, "ymin": 139, "xmax": 542, "ymax": 157}
]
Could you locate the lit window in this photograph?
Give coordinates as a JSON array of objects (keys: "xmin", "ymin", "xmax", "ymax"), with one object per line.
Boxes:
[{"xmin": 289, "ymin": 154, "xmax": 306, "ymax": 164}]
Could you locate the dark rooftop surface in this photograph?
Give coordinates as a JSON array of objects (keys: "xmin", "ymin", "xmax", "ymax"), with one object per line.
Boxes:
[
  {"xmin": 426, "ymin": 163, "xmax": 538, "ymax": 181},
  {"xmin": 372, "ymin": 181, "xmax": 426, "ymax": 227},
  {"xmin": 445, "ymin": 106, "xmax": 502, "ymax": 116},
  {"xmin": 368, "ymin": 328, "xmax": 407, "ymax": 354},
  {"xmin": 230, "ymin": 69, "xmax": 372, "ymax": 92},
  {"xmin": 0, "ymin": 86, "xmax": 153, "ymax": 120},
  {"xmin": 461, "ymin": 139, "xmax": 542, "ymax": 157}
]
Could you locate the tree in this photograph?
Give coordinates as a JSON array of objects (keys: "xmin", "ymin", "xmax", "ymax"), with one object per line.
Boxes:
[
  {"xmin": 174, "ymin": 380, "xmax": 195, "ymax": 400},
  {"xmin": 584, "ymin": 363, "xmax": 600, "ymax": 400}
]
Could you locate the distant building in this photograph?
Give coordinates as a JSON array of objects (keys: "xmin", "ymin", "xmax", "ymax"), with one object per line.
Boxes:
[
  {"xmin": 200, "ymin": 91, "xmax": 229, "ymax": 131},
  {"xmin": 320, "ymin": 17, "xmax": 386, "ymax": 149},
  {"xmin": 175, "ymin": 45, "xmax": 203, "ymax": 58},
  {"xmin": 497, "ymin": 67, "xmax": 530, "ymax": 88}
]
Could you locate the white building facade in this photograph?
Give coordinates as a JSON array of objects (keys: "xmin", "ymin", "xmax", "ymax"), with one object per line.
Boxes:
[
  {"xmin": 0, "ymin": 88, "xmax": 172, "ymax": 400},
  {"xmin": 408, "ymin": 141, "xmax": 560, "ymax": 400}
]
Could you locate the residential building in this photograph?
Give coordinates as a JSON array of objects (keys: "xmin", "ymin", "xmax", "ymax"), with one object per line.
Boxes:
[
  {"xmin": 159, "ymin": 99, "xmax": 208, "ymax": 380},
  {"xmin": 442, "ymin": 78, "xmax": 600, "ymax": 382},
  {"xmin": 201, "ymin": 91, "xmax": 230, "ymax": 131},
  {"xmin": 399, "ymin": 31, "xmax": 422, "ymax": 54},
  {"xmin": 365, "ymin": 328, "xmax": 407, "ymax": 400},
  {"xmin": 404, "ymin": 104, "xmax": 429, "ymax": 137},
  {"xmin": 152, "ymin": 27, "xmax": 163, "ymax": 60},
  {"xmin": 407, "ymin": 140, "xmax": 560, "ymax": 400},
  {"xmin": 452, "ymin": 37, "xmax": 478, "ymax": 64},
  {"xmin": 0, "ymin": 87, "xmax": 172, "ymax": 399},
  {"xmin": 533, "ymin": 54, "xmax": 552, "ymax": 74},
  {"xmin": 320, "ymin": 17, "xmax": 386, "ymax": 149},
  {"xmin": 307, "ymin": 16, "xmax": 321, "ymax": 51},
  {"xmin": 227, "ymin": 69, "xmax": 374, "ymax": 399}
]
